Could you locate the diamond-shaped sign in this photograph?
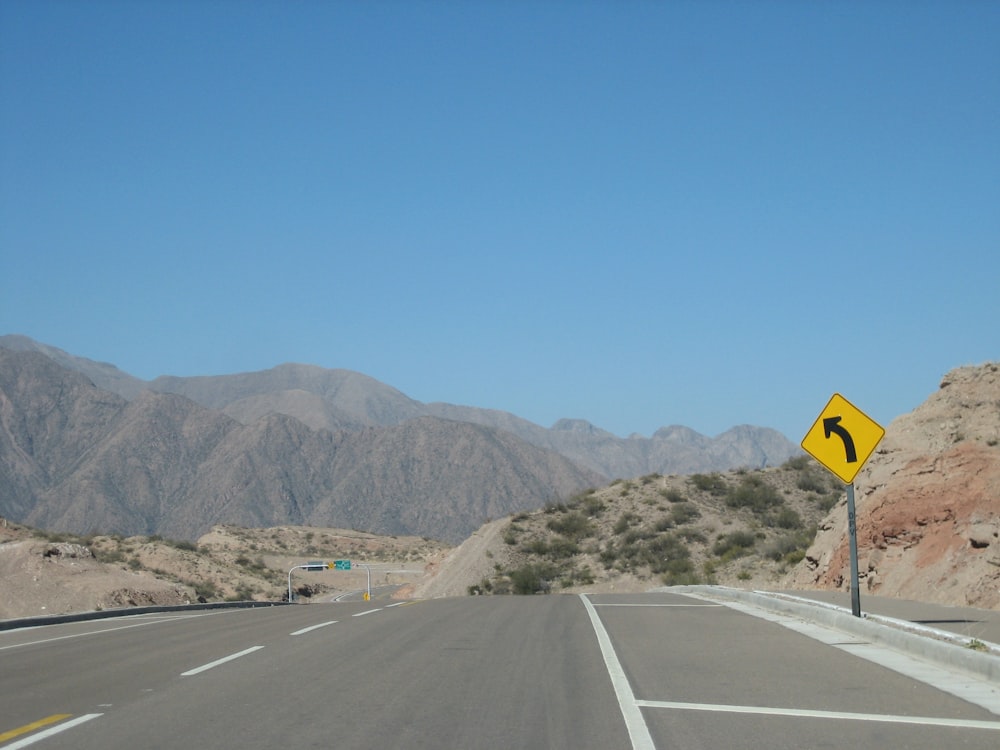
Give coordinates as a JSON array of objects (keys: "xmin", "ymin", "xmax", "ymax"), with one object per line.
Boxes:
[{"xmin": 801, "ymin": 393, "xmax": 884, "ymax": 484}]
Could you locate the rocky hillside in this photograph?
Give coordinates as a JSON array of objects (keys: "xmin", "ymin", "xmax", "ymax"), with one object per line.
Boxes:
[
  {"xmin": 791, "ymin": 362, "xmax": 1000, "ymax": 609},
  {"xmin": 416, "ymin": 362, "xmax": 1000, "ymax": 611},
  {"xmin": 0, "ymin": 520, "xmax": 447, "ymax": 620},
  {"xmin": 415, "ymin": 457, "xmax": 841, "ymax": 598}
]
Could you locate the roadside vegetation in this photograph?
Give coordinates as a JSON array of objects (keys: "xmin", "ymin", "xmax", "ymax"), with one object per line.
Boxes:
[{"xmin": 469, "ymin": 456, "xmax": 843, "ymax": 596}]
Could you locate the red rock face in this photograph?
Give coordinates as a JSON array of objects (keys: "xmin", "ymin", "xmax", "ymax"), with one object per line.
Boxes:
[{"xmin": 792, "ymin": 363, "xmax": 1000, "ymax": 609}]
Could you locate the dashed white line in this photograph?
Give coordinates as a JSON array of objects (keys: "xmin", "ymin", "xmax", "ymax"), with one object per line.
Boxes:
[
  {"xmin": 290, "ymin": 621, "xmax": 337, "ymax": 635},
  {"xmin": 181, "ymin": 646, "xmax": 264, "ymax": 676},
  {"xmin": 352, "ymin": 609, "xmax": 382, "ymax": 617}
]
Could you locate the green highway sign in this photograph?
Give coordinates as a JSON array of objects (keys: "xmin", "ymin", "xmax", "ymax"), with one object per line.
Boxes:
[{"xmin": 334, "ymin": 559, "xmax": 351, "ymax": 570}]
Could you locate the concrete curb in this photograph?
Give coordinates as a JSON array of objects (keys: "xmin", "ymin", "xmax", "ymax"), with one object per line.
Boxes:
[
  {"xmin": 666, "ymin": 585, "xmax": 1000, "ymax": 685},
  {"xmin": 0, "ymin": 599, "xmax": 288, "ymax": 632}
]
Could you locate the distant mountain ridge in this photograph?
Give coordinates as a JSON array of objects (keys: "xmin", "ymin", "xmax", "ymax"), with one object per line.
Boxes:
[
  {"xmin": 0, "ymin": 348, "xmax": 601, "ymax": 543},
  {"xmin": 0, "ymin": 335, "xmax": 801, "ymax": 479}
]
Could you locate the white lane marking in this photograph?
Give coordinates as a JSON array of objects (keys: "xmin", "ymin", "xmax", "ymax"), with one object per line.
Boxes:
[
  {"xmin": 634, "ymin": 700, "xmax": 1000, "ymax": 731},
  {"xmin": 592, "ymin": 603, "xmax": 724, "ymax": 608},
  {"xmin": 695, "ymin": 595, "xmax": 1000, "ymax": 717},
  {"xmin": 290, "ymin": 621, "xmax": 337, "ymax": 635},
  {"xmin": 181, "ymin": 646, "xmax": 264, "ymax": 676},
  {"xmin": 4, "ymin": 714, "xmax": 103, "ymax": 749},
  {"xmin": 579, "ymin": 594, "xmax": 655, "ymax": 750},
  {"xmin": 0, "ymin": 614, "xmax": 219, "ymax": 651},
  {"xmin": 385, "ymin": 602, "xmax": 408, "ymax": 608},
  {"xmin": 352, "ymin": 609, "xmax": 382, "ymax": 617}
]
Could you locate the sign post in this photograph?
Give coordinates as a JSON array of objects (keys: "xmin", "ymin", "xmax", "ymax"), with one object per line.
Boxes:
[{"xmin": 801, "ymin": 394, "xmax": 884, "ymax": 617}]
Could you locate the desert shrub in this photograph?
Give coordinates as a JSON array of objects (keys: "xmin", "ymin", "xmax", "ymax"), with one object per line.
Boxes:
[
  {"xmin": 503, "ymin": 524, "xmax": 521, "ymax": 545},
  {"xmin": 546, "ymin": 511, "xmax": 596, "ymax": 541},
  {"xmin": 660, "ymin": 488, "xmax": 687, "ymax": 503},
  {"xmin": 712, "ymin": 530, "xmax": 758, "ymax": 560},
  {"xmin": 95, "ymin": 548, "xmax": 126, "ymax": 564},
  {"xmin": 814, "ymin": 492, "xmax": 841, "ymax": 513},
  {"xmin": 690, "ymin": 473, "xmax": 728, "ymax": 495},
  {"xmin": 772, "ymin": 507, "xmax": 803, "ymax": 529},
  {"xmin": 546, "ymin": 537, "xmax": 580, "ymax": 559},
  {"xmin": 509, "ymin": 562, "xmax": 560, "ymax": 595},
  {"xmin": 653, "ymin": 516, "xmax": 675, "ymax": 533},
  {"xmin": 725, "ymin": 476, "xmax": 783, "ymax": 513},
  {"xmin": 191, "ymin": 580, "xmax": 218, "ymax": 600},
  {"xmin": 676, "ymin": 527, "xmax": 707, "ymax": 544},
  {"xmin": 783, "ymin": 455, "xmax": 811, "ymax": 470},
  {"xmin": 669, "ymin": 502, "xmax": 701, "ymax": 525},
  {"xmin": 613, "ymin": 512, "xmax": 642, "ymax": 535},
  {"xmin": 581, "ymin": 495, "xmax": 607, "ymax": 517},
  {"xmin": 764, "ymin": 529, "xmax": 816, "ymax": 564},
  {"xmin": 521, "ymin": 538, "xmax": 549, "ymax": 556},
  {"xmin": 795, "ymin": 471, "xmax": 828, "ymax": 493}
]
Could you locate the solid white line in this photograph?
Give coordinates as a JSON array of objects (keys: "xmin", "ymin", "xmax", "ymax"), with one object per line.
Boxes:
[
  {"xmin": 579, "ymin": 594, "xmax": 655, "ymax": 750},
  {"xmin": 181, "ymin": 646, "xmax": 264, "ymax": 676},
  {"xmin": 695, "ymin": 595, "xmax": 1000, "ymax": 716},
  {"xmin": 592, "ymin": 603, "xmax": 724, "ymax": 608},
  {"xmin": 4, "ymin": 714, "xmax": 102, "ymax": 749},
  {"xmin": 634, "ymin": 699, "xmax": 1000, "ymax": 730},
  {"xmin": 290, "ymin": 621, "xmax": 337, "ymax": 635},
  {"xmin": 352, "ymin": 609, "xmax": 382, "ymax": 617},
  {"xmin": 0, "ymin": 612, "xmax": 224, "ymax": 651}
]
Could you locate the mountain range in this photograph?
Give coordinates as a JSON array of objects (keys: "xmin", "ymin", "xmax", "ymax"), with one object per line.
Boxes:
[{"xmin": 0, "ymin": 335, "xmax": 799, "ymax": 542}]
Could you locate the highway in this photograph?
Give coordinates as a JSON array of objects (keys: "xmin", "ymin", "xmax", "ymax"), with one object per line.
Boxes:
[{"xmin": 2, "ymin": 591, "xmax": 999, "ymax": 749}]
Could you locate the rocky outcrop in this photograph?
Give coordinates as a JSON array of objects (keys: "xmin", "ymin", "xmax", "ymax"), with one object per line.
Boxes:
[{"xmin": 791, "ymin": 363, "xmax": 1000, "ymax": 609}]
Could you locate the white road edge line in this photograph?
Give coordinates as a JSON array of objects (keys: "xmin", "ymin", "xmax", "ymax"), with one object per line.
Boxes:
[
  {"xmin": 592, "ymin": 603, "xmax": 724, "ymax": 608},
  {"xmin": 352, "ymin": 609, "xmax": 382, "ymax": 617},
  {"xmin": 634, "ymin": 700, "xmax": 1000, "ymax": 731},
  {"xmin": 0, "ymin": 615, "xmax": 219, "ymax": 652},
  {"xmin": 4, "ymin": 714, "xmax": 103, "ymax": 750},
  {"xmin": 181, "ymin": 646, "xmax": 264, "ymax": 676},
  {"xmin": 580, "ymin": 594, "xmax": 655, "ymax": 750},
  {"xmin": 290, "ymin": 621, "xmax": 337, "ymax": 635}
]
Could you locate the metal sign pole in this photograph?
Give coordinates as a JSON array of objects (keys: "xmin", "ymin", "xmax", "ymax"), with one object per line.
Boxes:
[{"xmin": 846, "ymin": 483, "xmax": 861, "ymax": 617}]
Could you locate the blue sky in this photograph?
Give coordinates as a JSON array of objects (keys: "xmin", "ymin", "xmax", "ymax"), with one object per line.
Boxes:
[{"xmin": 2, "ymin": 1, "xmax": 997, "ymax": 441}]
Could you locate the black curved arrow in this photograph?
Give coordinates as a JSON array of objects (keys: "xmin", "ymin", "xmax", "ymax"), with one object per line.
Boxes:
[{"xmin": 823, "ymin": 416, "xmax": 857, "ymax": 463}]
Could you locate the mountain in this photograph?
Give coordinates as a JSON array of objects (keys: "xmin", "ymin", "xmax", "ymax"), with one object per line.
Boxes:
[
  {"xmin": 790, "ymin": 361, "xmax": 1000, "ymax": 609},
  {"xmin": 0, "ymin": 349, "xmax": 602, "ymax": 543},
  {"xmin": 0, "ymin": 335, "xmax": 800, "ymax": 477}
]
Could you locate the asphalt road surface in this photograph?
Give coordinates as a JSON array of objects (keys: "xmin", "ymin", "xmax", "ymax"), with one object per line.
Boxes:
[{"xmin": 3, "ymin": 591, "xmax": 999, "ymax": 749}]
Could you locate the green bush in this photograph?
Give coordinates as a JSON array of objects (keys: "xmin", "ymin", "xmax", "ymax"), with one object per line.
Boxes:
[
  {"xmin": 613, "ymin": 512, "xmax": 642, "ymax": 535},
  {"xmin": 546, "ymin": 511, "xmax": 596, "ymax": 541},
  {"xmin": 712, "ymin": 530, "xmax": 757, "ymax": 559},
  {"xmin": 509, "ymin": 562, "xmax": 560, "ymax": 595},
  {"xmin": 783, "ymin": 455, "xmax": 810, "ymax": 470},
  {"xmin": 669, "ymin": 502, "xmax": 701, "ymax": 525},
  {"xmin": 795, "ymin": 471, "xmax": 828, "ymax": 493},
  {"xmin": 546, "ymin": 537, "xmax": 580, "ymax": 559},
  {"xmin": 725, "ymin": 476, "xmax": 783, "ymax": 513},
  {"xmin": 772, "ymin": 507, "xmax": 803, "ymax": 529},
  {"xmin": 660, "ymin": 488, "xmax": 687, "ymax": 503},
  {"xmin": 690, "ymin": 473, "xmax": 728, "ymax": 496}
]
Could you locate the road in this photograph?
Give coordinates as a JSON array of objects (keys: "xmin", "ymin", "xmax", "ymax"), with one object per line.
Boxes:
[{"xmin": 2, "ymin": 591, "xmax": 999, "ymax": 749}]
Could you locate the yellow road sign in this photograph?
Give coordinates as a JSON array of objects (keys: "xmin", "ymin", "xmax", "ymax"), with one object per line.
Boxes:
[{"xmin": 801, "ymin": 393, "xmax": 884, "ymax": 484}]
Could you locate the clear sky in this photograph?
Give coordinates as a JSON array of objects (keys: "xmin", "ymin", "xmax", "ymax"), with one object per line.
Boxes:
[{"xmin": 2, "ymin": 1, "xmax": 997, "ymax": 441}]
